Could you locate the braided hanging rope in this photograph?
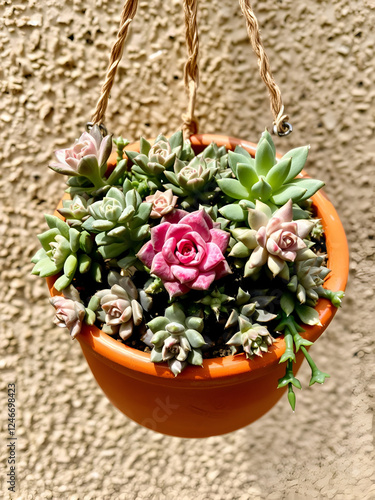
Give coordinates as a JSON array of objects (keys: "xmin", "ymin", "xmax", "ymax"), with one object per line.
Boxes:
[
  {"xmin": 182, "ymin": 0, "xmax": 200, "ymax": 139},
  {"xmin": 239, "ymin": 0, "xmax": 291, "ymax": 136},
  {"xmin": 90, "ymin": 0, "xmax": 292, "ymax": 137},
  {"xmin": 91, "ymin": 0, "xmax": 139, "ymax": 126}
]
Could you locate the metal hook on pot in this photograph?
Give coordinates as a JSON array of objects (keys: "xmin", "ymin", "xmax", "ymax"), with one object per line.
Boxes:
[
  {"xmin": 273, "ymin": 121, "xmax": 293, "ymax": 137},
  {"xmin": 86, "ymin": 121, "xmax": 109, "ymax": 137}
]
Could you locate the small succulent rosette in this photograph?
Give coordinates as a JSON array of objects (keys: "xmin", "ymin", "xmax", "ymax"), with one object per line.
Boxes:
[{"xmin": 33, "ymin": 127, "xmax": 344, "ymax": 409}]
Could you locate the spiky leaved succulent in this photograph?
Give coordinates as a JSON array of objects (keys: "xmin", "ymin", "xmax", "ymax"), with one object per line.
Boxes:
[
  {"xmin": 126, "ymin": 132, "xmax": 194, "ymax": 189},
  {"xmin": 225, "ymin": 288, "xmax": 277, "ymax": 329},
  {"xmin": 82, "ymin": 180, "xmax": 152, "ymax": 262},
  {"xmin": 57, "ymin": 194, "xmax": 91, "ymax": 228},
  {"xmin": 230, "ymin": 199, "xmax": 315, "ymax": 279},
  {"xmin": 147, "ymin": 304, "xmax": 206, "ymax": 376},
  {"xmin": 198, "ymin": 288, "xmax": 234, "ymax": 319},
  {"xmin": 217, "ymin": 130, "xmax": 325, "ymax": 216},
  {"xmin": 31, "ymin": 214, "xmax": 94, "ymax": 291},
  {"xmin": 91, "ymin": 271, "xmax": 144, "ymax": 340},
  {"xmin": 226, "ymin": 317, "xmax": 274, "ymax": 358}
]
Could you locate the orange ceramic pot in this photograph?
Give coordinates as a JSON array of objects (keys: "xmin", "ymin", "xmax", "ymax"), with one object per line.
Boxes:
[{"xmin": 47, "ymin": 134, "xmax": 349, "ymax": 438}]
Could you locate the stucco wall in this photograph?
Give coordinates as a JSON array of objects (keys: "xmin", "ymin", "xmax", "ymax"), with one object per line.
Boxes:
[{"xmin": 1, "ymin": 0, "xmax": 374, "ymax": 498}]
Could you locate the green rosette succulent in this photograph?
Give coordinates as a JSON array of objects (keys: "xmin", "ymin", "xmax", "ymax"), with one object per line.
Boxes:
[
  {"xmin": 217, "ymin": 130, "xmax": 325, "ymax": 219},
  {"xmin": 31, "ymin": 214, "xmax": 94, "ymax": 291},
  {"xmin": 82, "ymin": 179, "xmax": 152, "ymax": 262},
  {"xmin": 198, "ymin": 141, "xmax": 229, "ymax": 172},
  {"xmin": 226, "ymin": 317, "xmax": 274, "ymax": 358},
  {"xmin": 164, "ymin": 156, "xmax": 219, "ymax": 202},
  {"xmin": 147, "ymin": 304, "xmax": 206, "ymax": 376},
  {"xmin": 57, "ymin": 194, "xmax": 91, "ymax": 228},
  {"xmin": 126, "ymin": 131, "xmax": 194, "ymax": 189}
]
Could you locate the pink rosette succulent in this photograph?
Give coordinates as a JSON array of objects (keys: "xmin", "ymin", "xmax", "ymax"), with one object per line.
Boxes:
[
  {"xmin": 248, "ymin": 199, "xmax": 315, "ymax": 276},
  {"xmin": 49, "ymin": 126, "xmax": 112, "ymax": 177},
  {"xmin": 50, "ymin": 288, "xmax": 86, "ymax": 339},
  {"xmin": 137, "ymin": 210, "xmax": 231, "ymax": 297},
  {"xmin": 145, "ymin": 189, "xmax": 178, "ymax": 219}
]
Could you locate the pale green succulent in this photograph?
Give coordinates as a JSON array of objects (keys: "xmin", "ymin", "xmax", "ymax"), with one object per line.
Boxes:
[
  {"xmin": 198, "ymin": 141, "xmax": 228, "ymax": 171},
  {"xmin": 226, "ymin": 317, "xmax": 274, "ymax": 358},
  {"xmin": 217, "ymin": 130, "xmax": 325, "ymax": 215},
  {"xmin": 57, "ymin": 194, "xmax": 91, "ymax": 228},
  {"xmin": 82, "ymin": 179, "xmax": 152, "ymax": 261},
  {"xmin": 126, "ymin": 131, "xmax": 194, "ymax": 189},
  {"xmin": 164, "ymin": 156, "xmax": 219, "ymax": 201},
  {"xmin": 147, "ymin": 304, "xmax": 206, "ymax": 376},
  {"xmin": 31, "ymin": 214, "xmax": 94, "ymax": 291}
]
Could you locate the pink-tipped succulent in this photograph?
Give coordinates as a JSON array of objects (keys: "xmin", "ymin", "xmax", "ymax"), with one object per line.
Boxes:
[
  {"xmin": 137, "ymin": 210, "xmax": 231, "ymax": 297},
  {"xmin": 145, "ymin": 189, "xmax": 178, "ymax": 219},
  {"xmin": 49, "ymin": 125, "xmax": 113, "ymax": 189},
  {"xmin": 232, "ymin": 199, "xmax": 315, "ymax": 277},
  {"xmin": 49, "ymin": 286, "xmax": 86, "ymax": 339}
]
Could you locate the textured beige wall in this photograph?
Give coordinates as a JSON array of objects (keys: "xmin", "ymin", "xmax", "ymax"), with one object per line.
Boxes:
[{"xmin": 1, "ymin": 0, "xmax": 374, "ymax": 498}]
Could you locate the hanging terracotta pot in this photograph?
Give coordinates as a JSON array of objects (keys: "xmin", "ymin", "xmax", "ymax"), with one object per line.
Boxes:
[{"xmin": 47, "ymin": 134, "xmax": 349, "ymax": 438}]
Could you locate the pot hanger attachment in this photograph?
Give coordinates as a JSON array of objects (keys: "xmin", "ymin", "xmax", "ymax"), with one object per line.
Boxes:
[
  {"xmin": 272, "ymin": 106, "xmax": 293, "ymax": 137},
  {"xmin": 86, "ymin": 121, "xmax": 109, "ymax": 137}
]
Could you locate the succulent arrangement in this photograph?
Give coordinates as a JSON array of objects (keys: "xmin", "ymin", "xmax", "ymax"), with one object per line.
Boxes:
[{"xmin": 32, "ymin": 127, "xmax": 345, "ymax": 410}]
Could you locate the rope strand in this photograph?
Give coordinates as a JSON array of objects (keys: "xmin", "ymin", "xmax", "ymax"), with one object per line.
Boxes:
[
  {"xmin": 238, "ymin": 0, "xmax": 291, "ymax": 135},
  {"xmin": 91, "ymin": 0, "xmax": 139, "ymax": 126},
  {"xmin": 182, "ymin": 0, "xmax": 200, "ymax": 139}
]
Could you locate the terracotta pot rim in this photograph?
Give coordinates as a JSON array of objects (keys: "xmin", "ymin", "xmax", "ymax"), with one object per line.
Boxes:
[{"xmin": 47, "ymin": 133, "xmax": 349, "ymax": 382}]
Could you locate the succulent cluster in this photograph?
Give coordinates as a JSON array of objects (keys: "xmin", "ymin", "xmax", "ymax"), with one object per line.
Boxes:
[{"xmin": 32, "ymin": 125, "xmax": 344, "ymax": 410}]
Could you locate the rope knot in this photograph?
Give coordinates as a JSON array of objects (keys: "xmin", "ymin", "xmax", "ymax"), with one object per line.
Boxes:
[
  {"xmin": 182, "ymin": 113, "xmax": 199, "ymax": 139},
  {"xmin": 272, "ymin": 105, "xmax": 293, "ymax": 137}
]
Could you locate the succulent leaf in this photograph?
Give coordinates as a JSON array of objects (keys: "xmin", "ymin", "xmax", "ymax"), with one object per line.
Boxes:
[{"xmin": 255, "ymin": 138, "xmax": 275, "ymax": 176}]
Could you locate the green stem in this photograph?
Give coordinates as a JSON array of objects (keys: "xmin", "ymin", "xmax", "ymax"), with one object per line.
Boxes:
[
  {"xmin": 279, "ymin": 327, "xmax": 296, "ymax": 363},
  {"xmin": 300, "ymin": 346, "xmax": 330, "ymax": 386}
]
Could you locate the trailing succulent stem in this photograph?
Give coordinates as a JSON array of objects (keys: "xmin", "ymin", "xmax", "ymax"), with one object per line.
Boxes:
[{"xmin": 276, "ymin": 311, "xmax": 329, "ymax": 410}]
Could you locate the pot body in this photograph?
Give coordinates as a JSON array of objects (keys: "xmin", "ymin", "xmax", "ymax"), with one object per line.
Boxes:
[{"xmin": 48, "ymin": 134, "xmax": 349, "ymax": 438}]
